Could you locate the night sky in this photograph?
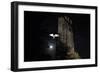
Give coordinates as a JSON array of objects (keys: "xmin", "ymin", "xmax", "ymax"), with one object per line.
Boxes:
[{"xmin": 24, "ymin": 11, "xmax": 90, "ymax": 62}]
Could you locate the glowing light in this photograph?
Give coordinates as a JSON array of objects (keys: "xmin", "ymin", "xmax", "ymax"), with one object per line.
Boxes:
[
  {"xmin": 55, "ymin": 34, "xmax": 59, "ymax": 37},
  {"xmin": 49, "ymin": 33, "xmax": 59, "ymax": 39},
  {"xmin": 49, "ymin": 34, "xmax": 53, "ymax": 37},
  {"xmin": 49, "ymin": 45, "xmax": 53, "ymax": 49},
  {"xmin": 48, "ymin": 44, "xmax": 54, "ymax": 50}
]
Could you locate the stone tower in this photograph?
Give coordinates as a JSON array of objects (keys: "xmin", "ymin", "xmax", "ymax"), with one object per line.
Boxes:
[{"xmin": 58, "ymin": 16, "xmax": 80, "ymax": 59}]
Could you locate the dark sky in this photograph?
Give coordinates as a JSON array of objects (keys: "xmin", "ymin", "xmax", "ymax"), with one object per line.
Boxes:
[{"xmin": 24, "ymin": 11, "xmax": 90, "ymax": 62}]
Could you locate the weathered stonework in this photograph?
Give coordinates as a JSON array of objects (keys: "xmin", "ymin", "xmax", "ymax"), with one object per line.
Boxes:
[{"xmin": 58, "ymin": 16, "xmax": 80, "ymax": 59}]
